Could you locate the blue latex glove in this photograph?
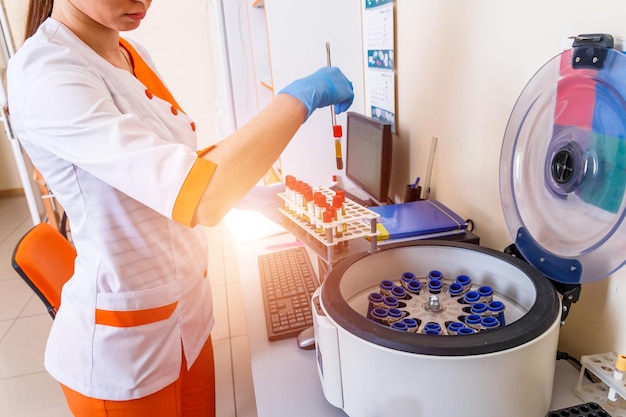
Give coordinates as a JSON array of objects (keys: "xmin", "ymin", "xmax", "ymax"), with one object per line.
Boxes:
[{"xmin": 278, "ymin": 67, "xmax": 354, "ymax": 120}]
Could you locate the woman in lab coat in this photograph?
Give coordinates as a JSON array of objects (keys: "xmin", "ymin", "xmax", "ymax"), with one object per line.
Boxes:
[{"xmin": 7, "ymin": 0, "xmax": 354, "ymax": 416}]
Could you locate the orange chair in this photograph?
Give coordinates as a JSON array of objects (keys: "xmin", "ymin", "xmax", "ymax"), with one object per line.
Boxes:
[{"xmin": 11, "ymin": 222, "xmax": 76, "ymax": 319}]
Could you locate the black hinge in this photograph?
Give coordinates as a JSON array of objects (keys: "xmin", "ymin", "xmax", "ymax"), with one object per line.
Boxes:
[
  {"xmin": 571, "ymin": 33, "xmax": 614, "ymax": 70},
  {"xmin": 503, "ymin": 243, "xmax": 581, "ymax": 325}
]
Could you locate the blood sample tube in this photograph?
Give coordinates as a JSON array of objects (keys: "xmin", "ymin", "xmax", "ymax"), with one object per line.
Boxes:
[
  {"xmin": 470, "ymin": 302, "xmax": 488, "ymax": 315},
  {"xmin": 332, "ymin": 194, "xmax": 344, "ymax": 238},
  {"xmin": 391, "ymin": 321, "xmax": 408, "ymax": 332},
  {"xmin": 322, "ymin": 209, "xmax": 334, "ymax": 243},
  {"xmin": 284, "ymin": 175, "xmax": 296, "ymax": 212},
  {"xmin": 463, "ymin": 290, "xmax": 480, "ymax": 304},
  {"xmin": 478, "ymin": 285, "xmax": 494, "ymax": 303},
  {"xmin": 402, "ymin": 318, "xmax": 419, "ymax": 332},
  {"xmin": 428, "ymin": 270, "xmax": 443, "ymax": 281},
  {"xmin": 447, "ymin": 321, "xmax": 465, "ymax": 335},
  {"xmin": 303, "ymin": 186, "xmax": 315, "ymax": 227},
  {"xmin": 400, "ymin": 272, "xmax": 416, "ymax": 289},
  {"xmin": 427, "ymin": 278, "xmax": 442, "ymax": 294},
  {"xmin": 391, "ymin": 285, "xmax": 408, "ymax": 300},
  {"xmin": 465, "ymin": 314, "xmax": 482, "ymax": 330},
  {"xmin": 406, "ymin": 279, "xmax": 422, "ymax": 295},
  {"xmin": 313, "ymin": 192, "xmax": 326, "ymax": 233},
  {"xmin": 448, "ymin": 282, "xmax": 464, "ymax": 297},
  {"xmin": 370, "ymin": 308, "xmax": 388, "ymax": 324},
  {"xmin": 367, "ymin": 292, "xmax": 385, "ymax": 319},
  {"xmin": 383, "ymin": 296, "xmax": 399, "ymax": 309},
  {"xmin": 455, "ymin": 274, "xmax": 472, "ymax": 292},
  {"xmin": 379, "ymin": 279, "xmax": 394, "ymax": 296},
  {"xmin": 487, "ymin": 301, "xmax": 506, "ymax": 327},
  {"xmin": 386, "ymin": 308, "xmax": 404, "ymax": 324},
  {"xmin": 424, "ymin": 322, "xmax": 442, "ymax": 335},
  {"xmin": 481, "ymin": 316, "xmax": 499, "ymax": 330}
]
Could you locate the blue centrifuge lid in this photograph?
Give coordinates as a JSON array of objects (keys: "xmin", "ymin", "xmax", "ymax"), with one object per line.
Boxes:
[{"xmin": 500, "ymin": 41, "xmax": 626, "ymax": 284}]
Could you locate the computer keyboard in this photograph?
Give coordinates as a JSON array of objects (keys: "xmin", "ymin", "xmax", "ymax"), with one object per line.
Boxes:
[
  {"xmin": 258, "ymin": 246, "xmax": 320, "ymax": 341},
  {"xmin": 329, "ymin": 184, "xmax": 376, "ymax": 207}
]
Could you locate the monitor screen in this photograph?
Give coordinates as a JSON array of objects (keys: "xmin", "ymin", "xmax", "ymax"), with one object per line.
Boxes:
[{"xmin": 345, "ymin": 112, "xmax": 392, "ymax": 204}]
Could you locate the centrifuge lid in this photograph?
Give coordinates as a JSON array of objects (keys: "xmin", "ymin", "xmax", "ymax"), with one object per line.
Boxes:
[{"xmin": 500, "ymin": 35, "xmax": 626, "ymax": 284}]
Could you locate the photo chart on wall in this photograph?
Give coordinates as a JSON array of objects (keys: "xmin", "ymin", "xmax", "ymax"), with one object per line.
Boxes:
[{"xmin": 364, "ymin": 0, "xmax": 396, "ymax": 132}]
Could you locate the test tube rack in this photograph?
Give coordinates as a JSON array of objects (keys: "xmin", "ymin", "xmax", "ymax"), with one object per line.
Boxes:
[
  {"xmin": 575, "ymin": 352, "xmax": 626, "ymax": 416},
  {"xmin": 277, "ymin": 186, "xmax": 380, "ymax": 264}
]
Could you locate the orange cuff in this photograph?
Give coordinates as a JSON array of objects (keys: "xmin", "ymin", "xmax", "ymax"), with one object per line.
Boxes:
[{"xmin": 172, "ymin": 156, "xmax": 217, "ymax": 227}]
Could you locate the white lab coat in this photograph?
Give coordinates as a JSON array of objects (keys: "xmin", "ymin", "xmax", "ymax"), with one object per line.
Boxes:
[{"xmin": 7, "ymin": 19, "xmax": 215, "ymax": 400}]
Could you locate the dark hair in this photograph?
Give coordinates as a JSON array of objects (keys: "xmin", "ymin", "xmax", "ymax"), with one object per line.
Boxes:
[{"xmin": 24, "ymin": 0, "xmax": 54, "ymax": 40}]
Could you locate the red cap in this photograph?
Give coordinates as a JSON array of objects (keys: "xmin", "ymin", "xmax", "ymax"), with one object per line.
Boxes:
[
  {"xmin": 332, "ymin": 195, "xmax": 343, "ymax": 209},
  {"xmin": 285, "ymin": 175, "xmax": 295, "ymax": 190},
  {"xmin": 304, "ymin": 188, "xmax": 313, "ymax": 202},
  {"xmin": 333, "ymin": 125, "xmax": 343, "ymax": 138},
  {"xmin": 323, "ymin": 209, "xmax": 335, "ymax": 223}
]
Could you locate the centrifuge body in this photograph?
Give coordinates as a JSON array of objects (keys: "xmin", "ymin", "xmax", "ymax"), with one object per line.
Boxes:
[{"xmin": 313, "ymin": 242, "xmax": 561, "ymax": 417}]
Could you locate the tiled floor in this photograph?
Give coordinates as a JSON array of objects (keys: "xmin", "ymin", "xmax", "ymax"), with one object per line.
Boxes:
[{"xmin": 0, "ymin": 195, "xmax": 257, "ymax": 417}]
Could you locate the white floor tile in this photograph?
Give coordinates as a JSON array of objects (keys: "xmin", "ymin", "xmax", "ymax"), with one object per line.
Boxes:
[
  {"xmin": 20, "ymin": 295, "xmax": 49, "ymax": 318},
  {"xmin": 223, "ymin": 243, "xmax": 241, "ymax": 285},
  {"xmin": 208, "ymin": 247, "xmax": 226, "ymax": 287},
  {"xmin": 0, "ymin": 197, "xmax": 256, "ymax": 415},
  {"xmin": 0, "ymin": 197, "xmax": 30, "ymax": 229},
  {"xmin": 0, "ymin": 314, "xmax": 50, "ymax": 378},
  {"xmin": 211, "ymin": 284, "xmax": 230, "ymax": 341},
  {"xmin": 213, "ymin": 338, "xmax": 236, "ymax": 417},
  {"xmin": 0, "ymin": 248, "xmax": 18, "ymax": 280},
  {"xmin": 227, "ymin": 282, "xmax": 248, "ymax": 337},
  {"xmin": 0, "ymin": 320, "xmax": 12, "ymax": 342},
  {"xmin": 0, "ymin": 279, "xmax": 34, "ymax": 321},
  {"xmin": 0, "ymin": 219, "xmax": 32, "ymax": 252},
  {"xmin": 231, "ymin": 335, "xmax": 258, "ymax": 417},
  {"xmin": 0, "ymin": 371, "xmax": 71, "ymax": 417}
]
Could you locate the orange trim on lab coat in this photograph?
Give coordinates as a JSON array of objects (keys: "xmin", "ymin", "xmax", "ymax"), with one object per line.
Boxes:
[
  {"xmin": 95, "ymin": 301, "xmax": 178, "ymax": 327},
  {"xmin": 171, "ymin": 158, "xmax": 216, "ymax": 226},
  {"xmin": 118, "ymin": 38, "xmax": 182, "ymax": 111},
  {"xmin": 119, "ymin": 38, "xmax": 218, "ymax": 227}
]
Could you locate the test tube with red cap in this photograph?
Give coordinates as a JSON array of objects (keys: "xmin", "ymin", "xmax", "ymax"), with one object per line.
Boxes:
[
  {"xmin": 332, "ymin": 194, "xmax": 344, "ymax": 237},
  {"xmin": 323, "ymin": 208, "xmax": 335, "ymax": 243},
  {"xmin": 326, "ymin": 42, "xmax": 343, "ymax": 170}
]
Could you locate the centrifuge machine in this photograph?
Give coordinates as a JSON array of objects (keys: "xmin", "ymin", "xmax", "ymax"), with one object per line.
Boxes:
[{"xmin": 311, "ymin": 33, "xmax": 626, "ymax": 417}]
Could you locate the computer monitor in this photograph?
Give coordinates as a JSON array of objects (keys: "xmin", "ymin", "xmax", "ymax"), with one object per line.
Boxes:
[{"xmin": 345, "ymin": 112, "xmax": 393, "ymax": 205}]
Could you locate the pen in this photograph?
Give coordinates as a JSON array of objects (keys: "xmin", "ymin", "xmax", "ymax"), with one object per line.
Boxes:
[{"xmin": 412, "ymin": 177, "xmax": 420, "ymax": 189}]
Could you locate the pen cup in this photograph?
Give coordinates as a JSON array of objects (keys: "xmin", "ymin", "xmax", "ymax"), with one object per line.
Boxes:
[{"xmin": 404, "ymin": 184, "xmax": 422, "ymax": 202}]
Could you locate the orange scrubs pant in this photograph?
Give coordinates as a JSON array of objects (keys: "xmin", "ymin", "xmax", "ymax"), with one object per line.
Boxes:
[{"xmin": 60, "ymin": 336, "xmax": 215, "ymax": 417}]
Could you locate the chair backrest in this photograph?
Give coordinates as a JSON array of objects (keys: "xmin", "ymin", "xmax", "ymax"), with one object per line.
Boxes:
[{"xmin": 11, "ymin": 222, "xmax": 77, "ymax": 318}]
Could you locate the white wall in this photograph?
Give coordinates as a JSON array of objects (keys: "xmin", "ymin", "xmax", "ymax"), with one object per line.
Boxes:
[
  {"xmin": 265, "ymin": 0, "xmax": 366, "ymax": 188},
  {"xmin": 392, "ymin": 0, "xmax": 626, "ymax": 359},
  {"xmin": 0, "ymin": 0, "xmax": 27, "ymax": 191}
]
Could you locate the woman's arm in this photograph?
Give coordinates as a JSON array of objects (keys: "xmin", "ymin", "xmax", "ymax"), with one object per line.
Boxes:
[
  {"xmin": 193, "ymin": 94, "xmax": 306, "ymax": 226},
  {"xmin": 193, "ymin": 66, "xmax": 354, "ymax": 226}
]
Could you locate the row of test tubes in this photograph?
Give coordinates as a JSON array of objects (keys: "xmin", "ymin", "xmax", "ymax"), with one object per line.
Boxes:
[
  {"xmin": 283, "ymin": 175, "xmax": 348, "ymax": 242},
  {"xmin": 365, "ymin": 271, "xmax": 507, "ymax": 334}
]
